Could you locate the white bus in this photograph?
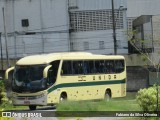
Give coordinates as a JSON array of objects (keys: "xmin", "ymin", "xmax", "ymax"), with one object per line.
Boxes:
[{"xmin": 5, "ymin": 52, "xmax": 126, "ymax": 110}]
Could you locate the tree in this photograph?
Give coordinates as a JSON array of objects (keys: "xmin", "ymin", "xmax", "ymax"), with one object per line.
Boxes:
[
  {"xmin": 127, "ymin": 29, "xmax": 160, "ymax": 114},
  {"xmin": 0, "ymin": 80, "xmax": 4, "ymax": 104}
]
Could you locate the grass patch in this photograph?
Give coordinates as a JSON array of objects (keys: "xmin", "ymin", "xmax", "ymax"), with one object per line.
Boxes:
[
  {"xmin": 98, "ymin": 99, "xmax": 140, "ymax": 111},
  {"xmin": 56, "ymin": 99, "xmax": 140, "ymax": 111},
  {"xmin": 0, "ymin": 102, "xmax": 28, "ymax": 111},
  {"xmin": 114, "ymin": 92, "xmax": 137, "ymax": 100},
  {"xmin": 56, "ymin": 92, "xmax": 141, "ymax": 117},
  {"xmin": 57, "ymin": 92, "xmax": 140, "ymax": 112}
]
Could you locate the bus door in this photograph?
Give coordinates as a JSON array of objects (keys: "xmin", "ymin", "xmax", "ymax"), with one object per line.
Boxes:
[{"xmin": 44, "ymin": 60, "xmax": 60, "ymax": 86}]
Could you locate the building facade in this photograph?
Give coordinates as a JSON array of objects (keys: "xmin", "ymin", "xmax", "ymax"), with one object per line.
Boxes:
[
  {"xmin": 125, "ymin": 0, "xmax": 160, "ymax": 90},
  {"xmin": 0, "ymin": 0, "xmax": 127, "ymax": 64},
  {"xmin": 69, "ymin": 0, "xmax": 128, "ymax": 54},
  {"xmin": 0, "ymin": 0, "xmax": 70, "ymax": 60},
  {"xmin": 130, "ymin": 15, "xmax": 160, "ymax": 87},
  {"xmin": 126, "ymin": 0, "xmax": 160, "ymax": 30},
  {"xmin": 131, "ymin": 15, "xmax": 160, "ymax": 64}
]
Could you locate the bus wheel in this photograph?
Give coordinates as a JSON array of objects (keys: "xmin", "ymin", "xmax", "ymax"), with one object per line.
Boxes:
[
  {"xmin": 29, "ymin": 105, "xmax": 36, "ymax": 110},
  {"xmin": 104, "ymin": 89, "xmax": 111, "ymax": 101},
  {"xmin": 60, "ymin": 92, "xmax": 67, "ymax": 102}
]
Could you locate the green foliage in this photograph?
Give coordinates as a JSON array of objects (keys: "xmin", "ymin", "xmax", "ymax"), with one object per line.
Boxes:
[
  {"xmin": 0, "ymin": 80, "xmax": 4, "ymax": 90},
  {"xmin": 0, "ymin": 80, "xmax": 10, "ymax": 106},
  {"xmin": 0, "ymin": 80, "xmax": 4, "ymax": 104},
  {"xmin": 136, "ymin": 86, "xmax": 160, "ymax": 112},
  {"xmin": 0, "ymin": 89, "xmax": 3, "ymax": 104},
  {"xmin": 141, "ymin": 55, "xmax": 148, "ymax": 62}
]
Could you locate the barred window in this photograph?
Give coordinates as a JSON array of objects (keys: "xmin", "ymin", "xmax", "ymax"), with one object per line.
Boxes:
[
  {"xmin": 70, "ymin": 10, "xmax": 124, "ymax": 32},
  {"xmin": 127, "ymin": 17, "xmax": 136, "ymax": 31}
]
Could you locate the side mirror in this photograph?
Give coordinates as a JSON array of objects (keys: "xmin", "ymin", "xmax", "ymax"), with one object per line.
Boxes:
[
  {"xmin": 43, "ymin": 65, "xmax": 52, "ymax": 78},
  {"xmin": 5, "ymin": 66, "xmax": 15, "ymax": 99},
  {"xmin": 5, "ymin": 67, "xmax": 15, "ymax": 80}
]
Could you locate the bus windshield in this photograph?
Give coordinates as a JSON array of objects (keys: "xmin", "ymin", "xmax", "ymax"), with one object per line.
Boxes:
[{"xmin": 12, "ymin": 65, "xmax": 48, "ymax": 93}]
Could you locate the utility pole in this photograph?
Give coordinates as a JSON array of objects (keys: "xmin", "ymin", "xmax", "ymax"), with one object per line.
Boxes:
[
  {"xmin": 67, "ymin": 0, "xmax": 71, "ymax": 52},
  {"xmin": 111, "ymin": 0, "xmax": 117, "ymax": 55},
  {"xmin": 0, "ymin": 33, "xmax": 3, "ymax": 70},
  {"xmin": 2, "ymin": 7, "xmax": 10, "ymax": 67},
  {"xmin": 156, "ymin": 61, "xmax": 159, "ymax": 120},
  {"xmin": 40, "ymin": 0, "xmax": 44, "ymax": 53},
  {"xmin": 12, "ymin": 0, "xmax": 17, "ymax": 60}
]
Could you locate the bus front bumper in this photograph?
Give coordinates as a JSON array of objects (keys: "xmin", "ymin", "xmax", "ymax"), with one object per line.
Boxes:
[{"xmin": 12, "ymin": 93, "xmax": 47, "ymax": 106}]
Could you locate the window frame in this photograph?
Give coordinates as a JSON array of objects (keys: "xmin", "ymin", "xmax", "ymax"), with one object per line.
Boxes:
[{"xmin": 61, "ymin": 59, "xmax": 125, "ymax": 76}]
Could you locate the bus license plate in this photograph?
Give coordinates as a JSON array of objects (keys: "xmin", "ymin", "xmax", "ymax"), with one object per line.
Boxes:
[{"xmin": 24, "ymin": 101, "xmax": 30, "ymax": 105}]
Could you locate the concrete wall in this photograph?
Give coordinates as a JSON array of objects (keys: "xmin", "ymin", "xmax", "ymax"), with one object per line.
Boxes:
[
  {"xmin": 0, "ymin": 0, "xmax": 70, "ymax": 59},
  {"xmin": 149, "ymin": 72, "xmax": 160, "ymax": 86},
  {"xmin": 127, "ymin": 66, "xmax": 149, "ymax": 91},
  {"xmin": 0, "ymin": 1, "xmax": 5, "ymax": 32},
  {"xmin": 152, "ymin": 16, "xmax": 160, "ymax": 54},
  {"xmin": 71, "ymin": 29, "xmax": 128, "ymax": 54},
  {"xmin": 1, "ymin": 33, "xmax": 69, "ymax": 59},
  {"xmin": 143, "ymin": 21, "xmax": 153, "ymax": 48},
  {"xmin": 0, "ymin": 0, "xmax": 69, "ymax": 33}
]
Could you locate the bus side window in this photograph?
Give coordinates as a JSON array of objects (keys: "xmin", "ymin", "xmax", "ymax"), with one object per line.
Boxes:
[
  {"xmin": 89, "ymin": 61, "xmax": 94, "ymax": 74},
  {"xmin": 61, "ymin": 61, "xmax": 72, "ymax": 75},
  {"xmin": 79, "ymin": 61, "xmax": 83, "ymax": 74},
  {"xmin": 83, "ymin": 61, "xmax": 89, "ymax": 74},
  {"xmin": 73, "ymin": 61, "xmax": 83, "ymax": 74},
  {"xmin": 105, "ymin": 60, "xmax": 115, "ymax": 73},
  {"xmin": 100, "ymin": 60, "xmax": 105, "ymax": 73},
  {"xmin": 95, "ymin": 60, "xmax": 105, "ymax": 73},
  {"xmin": 95, "ymin": 61, "xmax": 99, "ymax": 73},
  {"xmin": 115, "ymin": 60, "xmax": 124, "ymax": 73}
]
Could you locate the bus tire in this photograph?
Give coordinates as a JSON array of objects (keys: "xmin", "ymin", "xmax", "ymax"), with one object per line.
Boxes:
[
  {"xmin": 29, "ymin": 105, "xmax": 36, "ymax": 110},
  {"xmin": 60, "ymin": 92, "xmax": 67, "ymax": 102},
  {"xmin": 104, "ymin": 89, "xmax": 111, "ymax": 101}
]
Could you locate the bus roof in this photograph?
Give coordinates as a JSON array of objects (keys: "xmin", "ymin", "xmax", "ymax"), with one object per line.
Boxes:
[{"xmin": 16, "ymin": 52, "xmax": 125, "ymax": 65}]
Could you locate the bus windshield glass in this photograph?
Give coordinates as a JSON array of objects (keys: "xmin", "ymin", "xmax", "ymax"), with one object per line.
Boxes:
[{"xmin": 12, "ymin": 65, "xmax": 48, "ymax": 93}]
